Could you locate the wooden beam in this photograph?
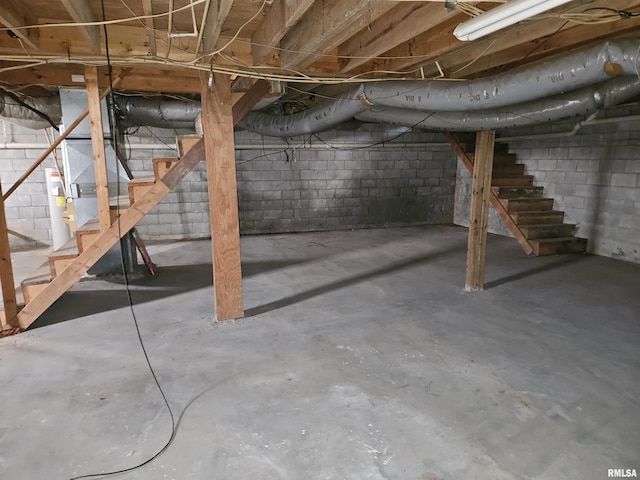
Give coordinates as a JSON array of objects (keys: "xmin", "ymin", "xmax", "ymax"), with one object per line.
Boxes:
[
  {"xmin": 279, "ymin": 0, "xmax": 396, "ymax": 69},
  {"xmin": 141, "ymin": 0, "xmax": 157, "ymax": 56},
  {"xmin": 13, "ymin": 140, "xmax": 207, "ymax": 330},
  {"xmin": 251, "ymin": 0, "xmax": 316, "ymax": 65},
  {"xmin": 201, "ymin": 0, "xmax": 234, "ymax": 55},
  {"xmin": 0, "ymin": 0, "xmax": 39, "ymax": 50},
  {"xmin": 231, "ymin": 79, "xmax": 270, "ymax": 126},
  {"xmin": 200, "ymin": 71, "xmax": 244, "ymax": 321},
  {"xmin": 0, "ymin": 182, "xmax": 18, "ymax": 328},
  {"xmin": 59, "ymin": 0, "xmax": 101, "ymax": 53},
  {"xmin": 465, "ymin": 130, "xmax": 495, "ymax": 292},
  {"xmin": 339, "ymin": 2, "xmax": 454, "ymax": 73},
  {"xmin": 84, "ymin": 66, "xmax": 111, "ymax": 231},
  {"xmin": 0, "ymin": 64, "xmax": 200, "ymax": 93}
]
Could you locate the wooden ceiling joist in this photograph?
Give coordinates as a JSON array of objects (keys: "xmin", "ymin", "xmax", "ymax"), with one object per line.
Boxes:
[
  {"xmin": 202, "ymin": 0, "xmax": 235, "ymax": 55},
  {"xmin": 279, "ymin": 0, "xmax": 396, "ymax": 70},
  {"xmin": 338, "ymin": 2, "xmax": 455, "ymax": 73},
  {"xmin": 59, "ymin": 0, "xmax": 101, "ymax": 53},
  {"xmin": 0, "ymin": 0, "xmax": 39, "ymax": 51},
  {"xmin": 141, "ymin": 0, "xmax": 157, "ymax": 56},
  {"xmin": 251, "ymin": 0, "xmax": 315, "ymax": 65}
]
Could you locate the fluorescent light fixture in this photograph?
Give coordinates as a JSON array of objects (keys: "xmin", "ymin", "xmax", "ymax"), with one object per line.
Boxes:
[{"xmin": 453, "ymin": 0, "xmax": 573, "ymax": 41}]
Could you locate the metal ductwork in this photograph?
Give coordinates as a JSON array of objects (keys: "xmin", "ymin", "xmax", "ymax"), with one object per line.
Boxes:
[
  {"xmin": 0, "ymin": 92, "xmax": 62, "ymax": 130},
  {"xmin": 238, "ymin": 39, "xmax": 640, "ymax": 137}
]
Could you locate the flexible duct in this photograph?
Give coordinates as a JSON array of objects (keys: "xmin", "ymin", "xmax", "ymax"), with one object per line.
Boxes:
[
  {"xmin": 114, "ymin": 96, "xmax": 201, "ymax": 129},
  {"xmin": 354, "ymin": 76, "xmax": 640, "ymax": 131},
  {"xmin": 239, "ymin": 39, "xmax": 640, "ymax": 137},
  {"xmin": 0, "ymin": 92, "xmax": 62, "ymax": 130}
]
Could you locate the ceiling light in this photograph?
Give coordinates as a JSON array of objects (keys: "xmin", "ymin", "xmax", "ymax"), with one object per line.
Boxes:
[{"xmin": 453, "ymin": 0, "xmax": 573, "ymax": 41}]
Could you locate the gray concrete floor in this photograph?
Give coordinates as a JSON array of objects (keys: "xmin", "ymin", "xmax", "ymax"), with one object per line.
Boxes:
[{"xmin": 0, "ymin": 225, "xmax": 638, "ymax": 480}]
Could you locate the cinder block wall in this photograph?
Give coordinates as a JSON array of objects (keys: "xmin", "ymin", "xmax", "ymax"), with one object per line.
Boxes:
[
  {"xmin": 0, "ymin": 124, "xmax": 57, "ymax": 249},
  {"xmin": 1, "ymin": 122, "xmax": 457, "ymax": 247},
  {"xmin": 233, "ymin": 127, "xmax": 456, "ymax": 234},
  {"xmin": 454, "ymin": 103, "xmax": 640, "ymax": 264}
]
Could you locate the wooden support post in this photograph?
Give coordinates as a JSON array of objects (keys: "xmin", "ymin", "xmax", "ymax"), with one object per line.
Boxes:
[
  {"xmin": 200, "ymin": 72, "xmax": 244, "ymax": 321},
  {"xmin": 85, "ymin": 66, "xmax": 111, "ymax": 231},
  {"xmin": 0, "ymin": 182, "xmax": 18, "ymax": 328},
  {"xmin": 465, "ymin": 130, "xmax": 495, "ymax": 291}
]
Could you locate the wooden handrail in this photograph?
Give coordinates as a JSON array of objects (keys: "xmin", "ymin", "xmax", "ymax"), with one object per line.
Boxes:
[{"xmin": 2, "ymin": 75, "xmax": 124, "ymax": 201}]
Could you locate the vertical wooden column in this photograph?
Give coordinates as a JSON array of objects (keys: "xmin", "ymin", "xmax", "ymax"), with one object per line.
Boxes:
[
  {"xmin": 200, "ymin": 72, "xmax": 244, "ymax": 320},
  {"xmin": 85, "ymin": 65, "xmax": 111, "ymax": 231},
  {"xmin": 0, "ymin": 182, "xmax": 17, "ymax": 327},
  {"xmin": 465, "ymin": 130, "xmax": 495, "ymax": 291}
]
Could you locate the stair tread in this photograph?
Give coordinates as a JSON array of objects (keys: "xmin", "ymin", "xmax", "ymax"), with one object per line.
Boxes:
[
  {"xmin": 521, "ymin": 223, "xmax": 576, "ymax": 229},
  {"xmin": 129, "ymin": 176, "xmax": 156, "ymax": 184},
  {"xmin": 109, "ymin": 195, "xmax": 130, "ymax": 209},
  {"xmin": 530, "ymin": 236, "xmax": 587, "ymax": 244},
  {"xmin": 21, "ymin": 261, "xmax": 52, "ymax": 287},
  {"xmin": 512, "ymin": 209, "xmax": 565, "ymax": 215},
  {"xmin": 49, "ymin": 237, "xmax": 79, "ymax": 258}
]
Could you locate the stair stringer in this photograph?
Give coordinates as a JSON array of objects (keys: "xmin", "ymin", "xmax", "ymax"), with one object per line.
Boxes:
[
  {"xmin": 11, "ymin": 139, "xmax": 206, "ymax": 330},
  {"xmin": 445, "ymin": 133, "xmax": 535, "ymax": 256}
]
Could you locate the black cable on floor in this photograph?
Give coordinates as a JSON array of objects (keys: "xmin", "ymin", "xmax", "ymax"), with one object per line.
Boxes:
[{"xmin": 69, "ymin": 2, "xmax": 176, "ymax": 478}]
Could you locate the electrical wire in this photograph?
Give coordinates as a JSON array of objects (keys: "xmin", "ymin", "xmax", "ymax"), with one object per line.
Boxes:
[{"xmin": 69, "ymin": 1, "xmax": 176, "ymax": 478}]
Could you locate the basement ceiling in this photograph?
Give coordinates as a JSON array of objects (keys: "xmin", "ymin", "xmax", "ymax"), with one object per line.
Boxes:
[{"xmin": 0, "ymin": 0, "xmax": 639, "ymax": 94}]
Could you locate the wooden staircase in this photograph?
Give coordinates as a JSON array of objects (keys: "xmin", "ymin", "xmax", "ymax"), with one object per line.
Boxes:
[
  {"xmin": 447, "ymin": 134, "xmax": 587, "ymax": 257},
  {"xmin": 4, "ymin": 142, "xmax": 203, "ymax": 331}
]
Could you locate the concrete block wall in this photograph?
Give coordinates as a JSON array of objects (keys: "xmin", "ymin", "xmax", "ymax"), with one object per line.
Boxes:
[
  {"xmin": 454, "ymin": 103, "xmax": 640, "ymax": 264},
  {"xmin": 1, "ymin": 122, "xmax": 458, "ymax": 246},
  {"xmin": 0, "ymin": 122, "xmax": 58, "ymax": 249},
  {"xmin": 234, "ymin": 126, "xmax": 457, "ymax": 234}
]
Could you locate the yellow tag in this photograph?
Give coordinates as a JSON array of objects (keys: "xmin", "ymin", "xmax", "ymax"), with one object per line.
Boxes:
[{"xmin": 55, "ymin": 195, "xmax": 67, "ymax": 207}]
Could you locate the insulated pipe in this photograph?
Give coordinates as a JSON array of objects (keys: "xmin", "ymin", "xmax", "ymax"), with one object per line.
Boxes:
[
  {"xmin": 115, "ymin": 96, "xmax": 201, "ymax": 129},
  {"xmin": 353, "ymin": 76, "xmax": 640, "ymax": 132},
  {"xmin": 0, "ymin": 92, "xmax": 62, "ymax": 130},
  {"xmin": 237, "ymin": 88, "xmax": 368, "ymax": 137},
  {"xmin": 239, "ymin": 39, "xmax": 640, "ymax": 137}
]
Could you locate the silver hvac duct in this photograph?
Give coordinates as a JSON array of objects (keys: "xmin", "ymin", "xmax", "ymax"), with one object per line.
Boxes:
[
  {"xmin": 238, "ymin": 39, "xmax": 640, "ymax": 137},
  {"xmin": 0, "ymin": 92, "xmax": 62, "ymax": 130},
  {"xmin": 354, "ymin": 76, "xmax": 640, "ymax": 131},
  {"xmin": 114, "ymin": 96, "xmax": 201, "ymax": 129}
]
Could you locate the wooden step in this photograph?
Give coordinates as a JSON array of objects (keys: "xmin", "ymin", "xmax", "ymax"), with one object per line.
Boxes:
[
  {"xmin": 152, "ymin": 157, "xmax": 179, "ymax": 181},
  {"xmin": 469, "ymin": 152, "xmax": 517, "ymax": 166},
  {"xmin": 76, "ymin": 217, "xmax": 101, "ymax": 253},
  {"xmin": 128, "ymin": 176, "xmax": 156, "ymax": 205},
  {"xmin": 510, "ymin": 210, "xmax": 565, "ymax": 225},
  {"xmin": 20, "ymin": 262, "xmax": 52, "ymax": 303},
  {"xmin": 530, "ymin": 237, "xmax": 587, "ymax": 256},
  {"xmin": 519, "ymin": 223, "xmax": 576, "ymax": 239},
  {"xmin": 492, "ymin": 175, "xmax": 534, "ymax": 187},
  {"xmin": 500, "ymin": 198, "xmax": 554, "ymax": 212},
  {"xmin": 492, "ymin": 164, "xmax": 525, "ymax": 176},
  {"xmin": 491, "ymin": 186, "xmax": 544, "ymax": 199},
  {"xmin": 48, "ymin": 237, "xmax": 79, "ymax": 278}
]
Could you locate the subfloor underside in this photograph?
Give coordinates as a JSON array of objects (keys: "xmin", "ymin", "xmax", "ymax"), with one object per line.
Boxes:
[{"xmin": 0, "ymin": 225, "xmax": 638, "ymax": 479}]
